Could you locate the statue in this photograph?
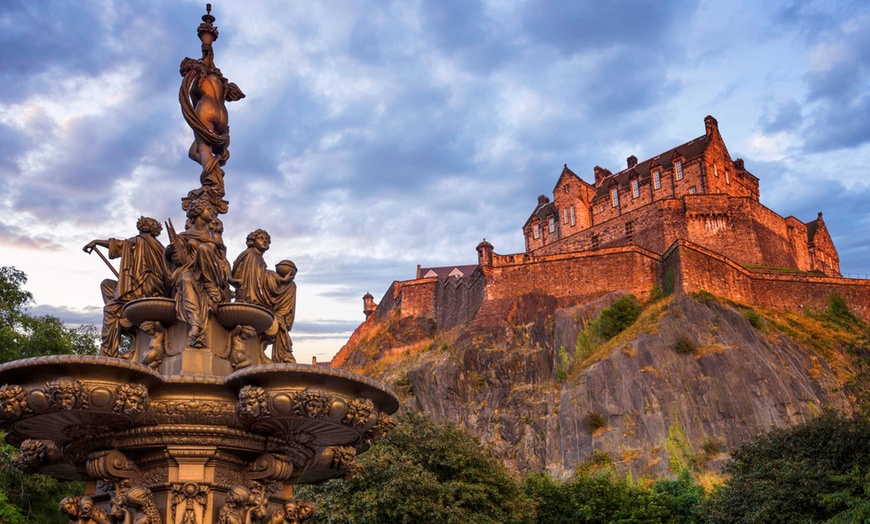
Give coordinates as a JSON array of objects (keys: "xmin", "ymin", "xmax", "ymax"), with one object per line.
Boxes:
[
  {"xmin": 218, "ymin": 485, "xmax": 255, "ymax": 524},
  {"xmin": 140, "ymin": 321, "xmax": 169, "ymax": 369},
  {"xmin": 83, "ymin": 216, "xmax": 168, "ymax": 357},
  {"xmin": 117, "ymin": 486, "xmax": 162, "ymax": 524},
  {"xmin": 179, "ymin": 4, "xmax": 244, "ymax": 198},
  {"xmin": 59, "ymin": 495, "xmax": 113, "ymax": 524},
  {"xmin": 165, "ymin": 196, "xmax": 233, "ymax": 348},
  {"xmin": 220, "ymin": 325, "xmax": 256, "ymax": 369},
  {"xmin": 231, "ymin": 230, "xmax": 297, "ymax": 363},
  {"xmin": 266, "ymin": 500, "xmax": 315, "ymax": 524}
]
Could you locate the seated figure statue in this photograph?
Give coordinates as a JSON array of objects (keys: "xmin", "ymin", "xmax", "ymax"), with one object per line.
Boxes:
[
  {"xmin": 165, "ymin": 197, "xmax": 233, "ymax": 348},
  {"xmin": 232, "ymin": 230, "xmax": 297, "ymax": 362},
  {"xmin": 83, "ymin": 217, "xmax": 167, "ymax": 357}
]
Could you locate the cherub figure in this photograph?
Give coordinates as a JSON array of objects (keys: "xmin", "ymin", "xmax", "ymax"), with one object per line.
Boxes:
[
  {"xmin": 219, "ymin": 325, "xmax": 256, "ymax": 370},
  {"xmin": 140, "ymin": 321, "xmax": 169, "ymax": 369}
]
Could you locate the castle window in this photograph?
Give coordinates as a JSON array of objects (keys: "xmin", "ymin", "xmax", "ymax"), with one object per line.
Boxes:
[
  {"xmin": 591, "ymin": 234, "xmax": 599, "ymax": 249},
  {"xmin": 653, "ymin": 170, "xmax": 661, "ymax": 189},
  {"xmin": 563, "ymin": 208, "xmax": 569, "ymax": 224},
  {"xmin": 713, "ymin": 163, "xmax": 718, "ymax": 177},
  {"xmin": 548, "ymin": 216, "xmax": 555, "ymax": 233},
  {"xmin": 533, "ymin": 224, "xmax": 540, "ymax": 239},
  {"xmin": 675, "ymin": 160, "xmax": 684, "ymax": 180},
  {"xmin": 689, "ymin": 186, "xmax": 697, "ymax": 194},
  {"xmin": 725, "ymin": 170, "xmax": 730, "ymax": 184},
  {"xmin": 563, "ymin": 184, "xmax": 570, "ymax": 194},
  {"xmin": 611, "ymin": 188, "xmax": 620, "ymax": 207},
  {"xmin": 625, "ymin": 221, "xmax": 634, "ymax": 241},
  {"xmin": 570, "ymin": 205, "xmax": 576, "ymax": 226},
  {"xmin": 631, "ymin": 179, "xmax": 639, "ymax": 198}
]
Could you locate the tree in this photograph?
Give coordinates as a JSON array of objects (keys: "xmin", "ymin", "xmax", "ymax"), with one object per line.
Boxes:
[
  {"xmin": 703, "ymin": 411, "xmax": 870, "ymax": 523},
  {"xmin": 0, "ymin": 266, "xmax": 96, "ymax": 523},
  {"xmin": 297, "ymin": 411, "xmax": 535, "ymax": 524}
]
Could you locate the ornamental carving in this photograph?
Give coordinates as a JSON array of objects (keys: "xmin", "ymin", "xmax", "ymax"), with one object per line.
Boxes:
[
  {"xmin": 293, "ymin": 388, "xmax": 331, "ymax": 418},
  {"xmin": 238, "ymin": 385, "xmax": 270, "ymax": 421},
  {"xmin": 265, "ymin": 499, "xmax": 315, "ymax": 524},
  {"xmin": 13, "ymin": 439, "xmax": 63, "ymax": 473},
  {"xmin": 114, "ymin": 383, "xmax": 150, "ymax": 416},
  {"xmin": 60, "ymin": 495, "xmax": 113, "ymax": 524},
  {"xmin": 170, "ymin": 483, "xmax": 209, "ymax": 524},
  {"xmin": 365, "ymin": 413, "xmax": 397, "ymax": 440},
  {"xmin": 0, "ymin": 384, "xmax": 32, "ymax": 419},
  {"xmin": 117, "ymin": 485, "xmax": 162, "ymax": 524},
  {"xmin": 46, "ymin": 377, "xmax": 87, "ymax": 410},
  {"xmin": 218, "ymin": 485, "xmax": 257, "ymax": 524},
  {"xmin": 246, "ymin": 453, "xmax": 294, "ymax": 482},
  {"xmin": 341, "ymin": 398, "xmax": 374, "ymax": 429},
  {"xmin": 318, "ymin": 446, "xmax": 360, "ymax": 479},
  {"xmin": 87, "ymin": 449, "xmax": 140, "ymax": 484},
  {"xmin": 150, "ymin": 400, "xmax": 237, "ymax": 426},
  {"xmin": 267, "ymin": 432, "xmax": 316, "ymax": 468}
]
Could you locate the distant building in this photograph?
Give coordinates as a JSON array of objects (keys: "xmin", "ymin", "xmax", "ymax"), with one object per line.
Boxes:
[{"xmin": 522, "ymin": 115, "xmax": 838, "ymax": 276}]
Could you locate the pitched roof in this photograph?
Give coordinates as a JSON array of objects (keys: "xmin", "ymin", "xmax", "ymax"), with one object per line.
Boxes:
[
  {"xmin": 591, "ymin": 134, "xmax": 710, "ymax": 200},
  {"xmin": 417, "ymin": 264, "xmax": 479, "ymax": 279},
  {"xmin": 523, "ymin": 196, "xmax": 557, "ymax": 228}
]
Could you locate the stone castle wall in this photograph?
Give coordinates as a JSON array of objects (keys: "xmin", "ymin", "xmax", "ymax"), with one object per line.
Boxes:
[{"xmin": 368, "ymin": 241, "xmax": 870, "ymax": 329}]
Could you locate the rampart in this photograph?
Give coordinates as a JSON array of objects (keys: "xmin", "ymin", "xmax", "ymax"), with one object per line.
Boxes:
[{"xmin": 364, "ymin": 241, "xmax": 870, "ymax": 329}]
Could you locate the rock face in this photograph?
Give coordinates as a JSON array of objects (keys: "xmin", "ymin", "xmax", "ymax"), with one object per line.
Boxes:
[{"xmin": 335, "ymin": 292, "xmax": 855, "ymax": 478}]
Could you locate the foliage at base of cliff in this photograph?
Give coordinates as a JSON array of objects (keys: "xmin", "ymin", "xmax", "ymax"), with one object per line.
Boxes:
[
  {"xmin": 702, "ymin": 411, "xmax": 870, "ymax": 523},
  {"xmin": 297, "ymin": 411, "xmax": 535, "ymax": 524}
]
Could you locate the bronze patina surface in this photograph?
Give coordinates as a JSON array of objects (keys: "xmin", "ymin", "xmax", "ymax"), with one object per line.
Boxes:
[{"xmin": 1, "ymin": 5, "xmax": 397, "ymax": 524}]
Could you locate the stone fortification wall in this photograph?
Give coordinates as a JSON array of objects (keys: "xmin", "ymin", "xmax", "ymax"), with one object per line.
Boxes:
[
  {"xmin": 669, "ymin": 241, "xmax": 870, "ymax": 322},
  {"xmin": 436, "ymin": 269, "xmax": 487, "ymax": 331},
  {"xmin": 373, "ymin": 278, "xmax": 436, "ymax": 322},
  {"xmin": 485, "ymin": 246, "xmax": 660, "ymax": 303}
]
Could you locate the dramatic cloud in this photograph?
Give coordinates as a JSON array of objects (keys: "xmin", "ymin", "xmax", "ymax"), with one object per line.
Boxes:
[{"xmin": 2, "ymin": 0, "xmax": 869, "ymax": 363}]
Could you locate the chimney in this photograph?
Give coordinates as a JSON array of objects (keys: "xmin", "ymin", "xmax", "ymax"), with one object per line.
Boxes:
[
  {"xmin": 734, "ymin": 158, "xmax": 745, "ymax": 171},
  {"xmin": 537, "ymin": 194, "xmax": 550, "ymax": 206},
  {"xmin": 594, "ymin": 166, "xmax": 605, "ymax": 187},
  {"xmin": 312, "ymin": 356, "xmax": 318, "ymax": 365},
  {"xmin": 705, "ymin": 115, "xmax": 719, "ymax": 137},
  {"xmin": 627, "ymin": 155, "xmax": 637, "ymax": 169}
]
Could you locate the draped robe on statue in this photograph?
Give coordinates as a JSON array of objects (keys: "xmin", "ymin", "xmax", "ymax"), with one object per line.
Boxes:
[
  {"xmin": 232, "ymin": 249, "xmax": 296, "ymax": 362},
  {"xmin": 100, "ymin": 234, "xmax": 166, "ymax": 356},
  {"xmin": 167, "ymin": 228, "xmax": 231, "ymax": 346}
]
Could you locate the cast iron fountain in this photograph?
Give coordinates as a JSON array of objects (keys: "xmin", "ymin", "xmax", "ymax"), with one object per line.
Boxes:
[{"xmin": 0, "ymin": 6, "xmax": 397, "ymax": 524}]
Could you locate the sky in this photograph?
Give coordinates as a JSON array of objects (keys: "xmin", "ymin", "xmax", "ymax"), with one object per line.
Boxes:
[{"xmin": 1, "ymin": 0, "xmax": 869, "ymax": 364}]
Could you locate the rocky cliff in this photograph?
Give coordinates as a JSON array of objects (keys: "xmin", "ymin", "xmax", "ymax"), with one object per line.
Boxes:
[{"xmin": 333, "ymin": 291, "xmax": 865, "ymax": 479}]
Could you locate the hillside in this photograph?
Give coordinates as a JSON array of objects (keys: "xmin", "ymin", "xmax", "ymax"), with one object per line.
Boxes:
[{"xmin": 333, "ymin": 291, "xmax": 868, "ymax": 479}]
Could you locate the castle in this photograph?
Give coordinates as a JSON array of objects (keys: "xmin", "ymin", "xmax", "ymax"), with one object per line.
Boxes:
[{"xmin": 334, "ymin": 116, "xmax": 870, "ymax": 362}]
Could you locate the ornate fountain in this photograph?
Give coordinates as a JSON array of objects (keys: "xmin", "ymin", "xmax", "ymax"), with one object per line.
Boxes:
[{"xmin": 0, "ymin": 6, "xmax": 397, "ymax": 524}]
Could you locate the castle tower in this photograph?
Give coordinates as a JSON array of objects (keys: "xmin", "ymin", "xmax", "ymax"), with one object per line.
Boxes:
[
  {"xmin": 363, "ymin": 292, "xmax": 377, "ymax": 319},
  {"xmin": 476, "ymin": 239, "xmax": 494, "ymax": 268}
]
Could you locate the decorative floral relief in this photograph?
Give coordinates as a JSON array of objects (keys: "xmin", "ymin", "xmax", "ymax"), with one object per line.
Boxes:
[
  {"xmin": 0, "ymin": 384, "xmax": 32, "ymax": 419},
  {"xmin": 341, "ymin": 398, "xmax": 374, "ymax": 429}
]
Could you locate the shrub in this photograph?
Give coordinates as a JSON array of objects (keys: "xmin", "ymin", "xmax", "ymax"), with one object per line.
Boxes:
[
  {"xmin": 585, "ymin": 411, "xmax": 608, "ymax": 432},
  {"xmin": 597, "ymin": 295, "xmax": 642, "ymax": 340},
  {"xmin": 824, "ymin": 294, "xmax": 864, "ymax": 331},
  {"xmin": 691, "ymin": 290, "xmax": 717, "ymax": 304},
  {"xmin": 742, "ymin": 309, "xmax": 763, "ymax": 329},
  {"xmin": 674, "ymin": 334, "xmax": 697, "ymax": 354}
]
